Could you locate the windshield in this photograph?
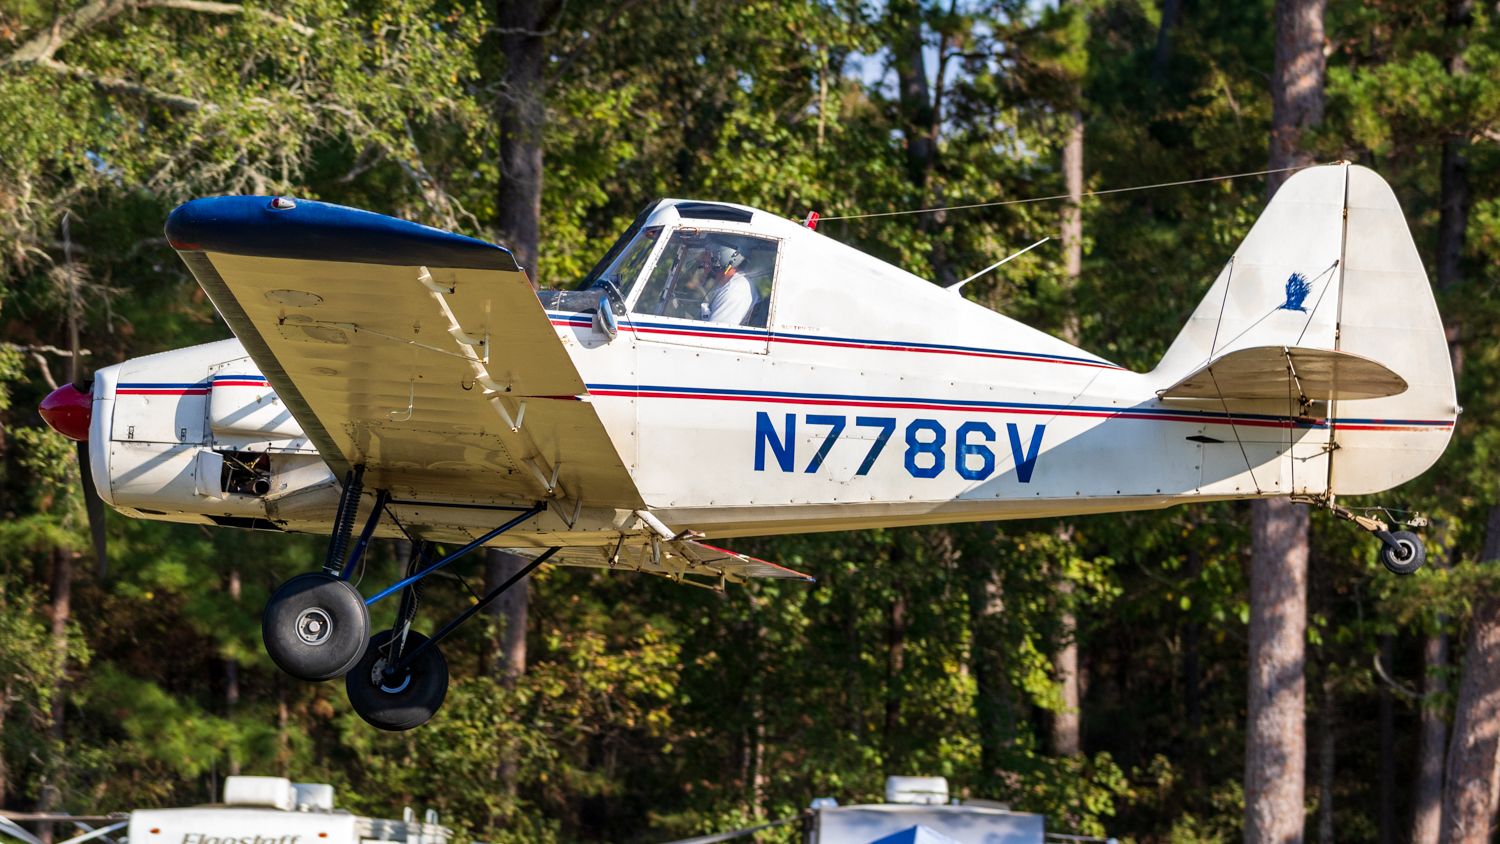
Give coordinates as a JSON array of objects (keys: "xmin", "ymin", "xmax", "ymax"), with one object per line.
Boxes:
[
  {"xmin": 578, "ymin": 199, "xmax": 662, "ymax": 292},
  {"xmin": 584, "ymin": 225, "xmax": 662, "ymax": 301}
]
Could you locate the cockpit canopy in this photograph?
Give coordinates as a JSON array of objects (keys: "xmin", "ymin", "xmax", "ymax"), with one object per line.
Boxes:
[{"xmin": 565, "ymin": 199, "xmax": 780, "ymax": 329}]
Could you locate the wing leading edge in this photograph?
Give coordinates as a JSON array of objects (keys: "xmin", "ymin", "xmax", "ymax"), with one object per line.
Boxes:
[{"xmin": 167, "ymin": 196, "xmax": 642, "ymax": 509}]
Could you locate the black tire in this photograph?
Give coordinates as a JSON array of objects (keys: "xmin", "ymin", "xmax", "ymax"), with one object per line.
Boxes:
[
  {"xmin": 262, "ymin": 573, "xmax": 370, "ymax": 681},
  {"xmin": 1379, "ymin": 530, "xmax": 1426, "ymax": 575},
  {"xmin": 345, "ymin": 629, "xmax": 449, "ymax": 731}
]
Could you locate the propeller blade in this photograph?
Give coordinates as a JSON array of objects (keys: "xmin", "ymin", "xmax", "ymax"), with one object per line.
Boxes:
[{"xmin": 76, "ymin": 439, "xmax": 108, "ymax": 579}]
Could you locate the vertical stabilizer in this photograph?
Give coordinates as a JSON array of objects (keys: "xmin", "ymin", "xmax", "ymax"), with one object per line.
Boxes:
[
  {"xmin": 1153, "ymin": 164, "xmax": 1347, "ymax": 379},
  {"xmin": 1151, "ymin": 163, "xmax": 1456, "ymax": 496}
]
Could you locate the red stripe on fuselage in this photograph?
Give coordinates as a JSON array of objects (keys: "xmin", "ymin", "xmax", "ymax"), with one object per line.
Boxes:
[
  {"xmin": 547, "ymin": 318, "xmax": 1121, "ymax": 370},
  {"xmin": 587, "ymin": 388, "xmax": 1321, "ymax": 430}
]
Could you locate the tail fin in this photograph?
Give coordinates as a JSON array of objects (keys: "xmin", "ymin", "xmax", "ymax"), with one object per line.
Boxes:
[{"xmin": 1152, "ymin": 163, "xmax": 1457, "ymax": 495}]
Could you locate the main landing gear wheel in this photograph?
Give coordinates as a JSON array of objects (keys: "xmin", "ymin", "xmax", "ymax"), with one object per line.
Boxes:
[
  {"xmin": 262, "ymin": 573, "xmax": 370, "ymax": 681},
  {"xmin": 345, "ymin": 629, "xmax": 449, "ymax": 731},
  {"xmin": 1378, "ymin": 530, "xmax": 1427, "ymax": 576}
]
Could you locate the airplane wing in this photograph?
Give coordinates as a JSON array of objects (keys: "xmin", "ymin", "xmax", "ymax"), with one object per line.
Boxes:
[
  {"xmin": 166, "ymin": 196, "xmax": 642, "ymax": 508},
  {"xmin": 523, "ymin": 538, "xmax": 815, "ymax": 587}
]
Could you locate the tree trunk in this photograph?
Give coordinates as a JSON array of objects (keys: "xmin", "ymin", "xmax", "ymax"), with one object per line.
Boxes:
[
  {"xmin": 48, "ymin": 552, "xmax": 71, "ymax": 727},
  {"xmin": 1378, "ymin": 635, "xmax": 1396, "ymax": 844},
  {"xmin": 1318, "ymin": 671, "xmax": 1337, "ymax": 844},
  {"xmin": 1424, "ymin": 6, "xmax": 1471, "ymax": 839},
  {"xmin": 225, "ymin": 566, "xmax": 241, "ymax": 776},
  {"xmin": 1436, "ymin": 0, "xmax": 1472, "ymax": 292},
  {"xmin": 483, "ymin": 548, "xmax": 530, "ymax": 809},
  {"xmin": 1246, "ymin": 5, "xmax": 1323, "ymax": 839},
  {"xmin": 971, "ymin": 565, "xmax": 1015, "ymax": 787},
  {"xmin": 1440, "ymin": 505, "xmax": 1500, "ymax": 844},
  {"xmin": 891, "ymin": 0, "xmax": 934, "ymax": 197},
  {"xmin": 496, "ymin": 0, "xmax": 557, "ymax": 280},
  {"xmin": 1059, "ymin": 110, "xmax": 1084, "ymax": 346},
  {"xmin": 884, "ymin": 590, "xmax": 907, "ymax": 749},
  {"xmin": 1437, "ymin": 0, "xmax": 1472, "ymax": 375},
  {"xmin": 1052, "ymin": 578, "xmax": 1082, "ymax": 757},
  {"xmin": 889, "ymin": 0, "xmax": 952, "ymax": 285},
  {"xmin": 35, "ymin": 548, "xmax": 74, "ymax": 844},
  {"xmin": 484, "ymin": 549, "xmax": 530, "ymax": 685},
  {"xmin": 1182, "ymin": 545, "xmax": 1205, "ymax": 787},
  {"xmin": 1050, "ymin": 96, "xmax": 1085, "ymax": 759},
  {"xmin": 493, "ymin": 28, "xmax": 551, "ymax": 810},
  {"xmin": 1244, "ymin": 499, "xmax": 1309, "ymax": 844},
  {"xmin": 0, "ymin": 682, "xmax": 8, "ymax": 808},
  {"xmin": 275, "ymin": 676, "xmax": 290, "ymax": 776},
  {"xmin": 1267, "ymin": 0, "xmax": 1326, "ymax": 194},
  {"xmin": 1151, "ymin": 0, "xmax": 1183, "ymax": 83},
  {"xmin": 1415, "ymin": 626, "xmax": 1450, "ymax": 844},
  {"xmin": 750, "ymin": 603, "xmax": 767, "ymax": 819},
  {"xmin": 1060, "ymin": 115, "xmax": 1084, "ymax": 283}
]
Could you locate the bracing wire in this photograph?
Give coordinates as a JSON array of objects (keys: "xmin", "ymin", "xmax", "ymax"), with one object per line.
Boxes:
[
  {"xmin": 1200, "ymin": 256, "xmax": 1262, "ymax": 494},
  {"xmin": 813, "ymin": 163, "xmax": 1315, "ymax": 222}
]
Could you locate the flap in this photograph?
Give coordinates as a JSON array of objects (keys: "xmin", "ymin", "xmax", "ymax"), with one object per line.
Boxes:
[
  {"xmin": 168, "ymin": 196, "xmax": 642, "ymax": 508},
  {"xmin": 528, "ymin": 538, "xmax": 814, "ymax": 586},
  {"xmin": 1160, "ymin": 345, "xmax": 1408, "ymax": 401}
]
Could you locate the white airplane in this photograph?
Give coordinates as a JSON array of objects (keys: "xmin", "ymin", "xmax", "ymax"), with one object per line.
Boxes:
[{"xmin": 36, "ymin": 162, "xmax": 1456, "ymax": 729}]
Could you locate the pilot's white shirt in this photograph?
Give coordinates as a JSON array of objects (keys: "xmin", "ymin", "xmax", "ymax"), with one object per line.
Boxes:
[{"xmin": 705, "ymin": 271, "xmax": 755, "ymax": 324}]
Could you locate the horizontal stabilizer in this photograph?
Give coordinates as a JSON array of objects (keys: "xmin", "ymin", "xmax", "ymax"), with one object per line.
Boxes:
[{"xmin": 1159, "ymin": 346, "xmax": 1408, "ymax": 401}]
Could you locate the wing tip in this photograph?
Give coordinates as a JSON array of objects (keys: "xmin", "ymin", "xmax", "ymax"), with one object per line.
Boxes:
[{"xmin": 166, "ymin": 196, "xmax": 521, "ymax": 273}]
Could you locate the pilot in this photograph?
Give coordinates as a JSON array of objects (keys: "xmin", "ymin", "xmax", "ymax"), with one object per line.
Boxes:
[{"xmin": 699, "ymin": 244, "xmax": 756, "ymax": 324}]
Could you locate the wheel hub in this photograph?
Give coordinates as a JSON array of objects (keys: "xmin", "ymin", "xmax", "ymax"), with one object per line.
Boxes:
[
  {"xmin": 295, "ymin": 608, "xmax": 333, "ymax": 645},
  {"xmin": 369, "ymin": 656, "xmax": 411, "ymax": 693}
]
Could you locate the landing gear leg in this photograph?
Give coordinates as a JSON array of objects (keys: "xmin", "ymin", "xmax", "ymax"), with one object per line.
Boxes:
[
  {"xmin": 1312, "ymin": 498, "xmax": 1428, "ymax": 576},
  {"xmin": 346, "ymin": 550, "xmax": 445, "ymax": 732},
  {"xmin": 345, "ymin": 544, "xmax": 560, "ymax": 730},
  {"xmin": 262, "ymin": 467, "xmax": 381, "ymax": 680}
]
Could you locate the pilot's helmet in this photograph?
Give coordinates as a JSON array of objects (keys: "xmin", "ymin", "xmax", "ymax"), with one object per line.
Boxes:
[{"xmin": 709, "ymin": 244, "xmax": 744, "ymax": 273}]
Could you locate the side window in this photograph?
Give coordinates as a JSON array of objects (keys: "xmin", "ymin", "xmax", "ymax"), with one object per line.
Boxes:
[{"xmin": 631, "ymin": 230, "xmax": 777, "ymax": 327}]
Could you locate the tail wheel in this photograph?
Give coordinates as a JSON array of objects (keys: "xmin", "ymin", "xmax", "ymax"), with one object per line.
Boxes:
[
  {"xmin": 262, "ymin": 573, "xmax": 369, "ymax": 680},
  {"xmin": 1379, "ymin": 530, "xmax": 1426, "ymax": 576},
  {"xmin": 345, "ymin": 629, "xmax": 449, "ymax": 731}
]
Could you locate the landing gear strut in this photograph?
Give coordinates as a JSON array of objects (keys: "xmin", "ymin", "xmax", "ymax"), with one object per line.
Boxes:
[
  {"xmin": 1311, "ymin": 498, "xmax": 1429, "ymax": 575},
  {"xmin": 346, "ymin": 629, "xmax": 449, "ymax": 732},
  {"xmin": 260, "ymin": 469, "xmax": 558, "ymax": 729},
  {"xmin": 262, "ymin": 467, "xmax": 379, "ymax": 680},
  {"xmin": 344, "ymin": 542, "xmax": 560, "ymax": 730}
]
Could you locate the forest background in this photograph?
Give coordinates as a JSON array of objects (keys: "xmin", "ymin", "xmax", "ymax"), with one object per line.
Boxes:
[{"xmin": 2, "ymin": 0, "xmax": 1500, "ymax": 842}]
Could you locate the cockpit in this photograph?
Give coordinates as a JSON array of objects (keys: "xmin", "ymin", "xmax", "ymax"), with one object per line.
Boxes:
[{"xmin": 548, "ymin": 199, "xmax": 780, "ymax": 329}]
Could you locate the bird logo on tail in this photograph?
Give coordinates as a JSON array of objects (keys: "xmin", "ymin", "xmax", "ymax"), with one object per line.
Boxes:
[{"xmin": 1279, "ymin": 272, "xmax": 1311, "ymax": 312}]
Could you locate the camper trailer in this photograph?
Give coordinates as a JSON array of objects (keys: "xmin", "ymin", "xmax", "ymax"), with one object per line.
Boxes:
[{"xmin": 0, "ymin": 777, "xmax": 448, "ymax": 844}]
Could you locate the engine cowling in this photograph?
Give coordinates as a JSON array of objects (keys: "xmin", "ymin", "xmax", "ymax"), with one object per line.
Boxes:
[{"xmin": 86, "ymin": 338, "xmax": 340, "ymax": 532}]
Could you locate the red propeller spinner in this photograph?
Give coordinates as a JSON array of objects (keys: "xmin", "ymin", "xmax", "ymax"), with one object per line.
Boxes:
[{"xmin": 39, "ymin": 383, "xmax": 92, "ymax": 441}]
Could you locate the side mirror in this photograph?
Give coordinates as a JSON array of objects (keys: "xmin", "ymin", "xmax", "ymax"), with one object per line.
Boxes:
[{"xmin": 593, "ymin": 302, "xmax": 618, "ymax": 340}]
